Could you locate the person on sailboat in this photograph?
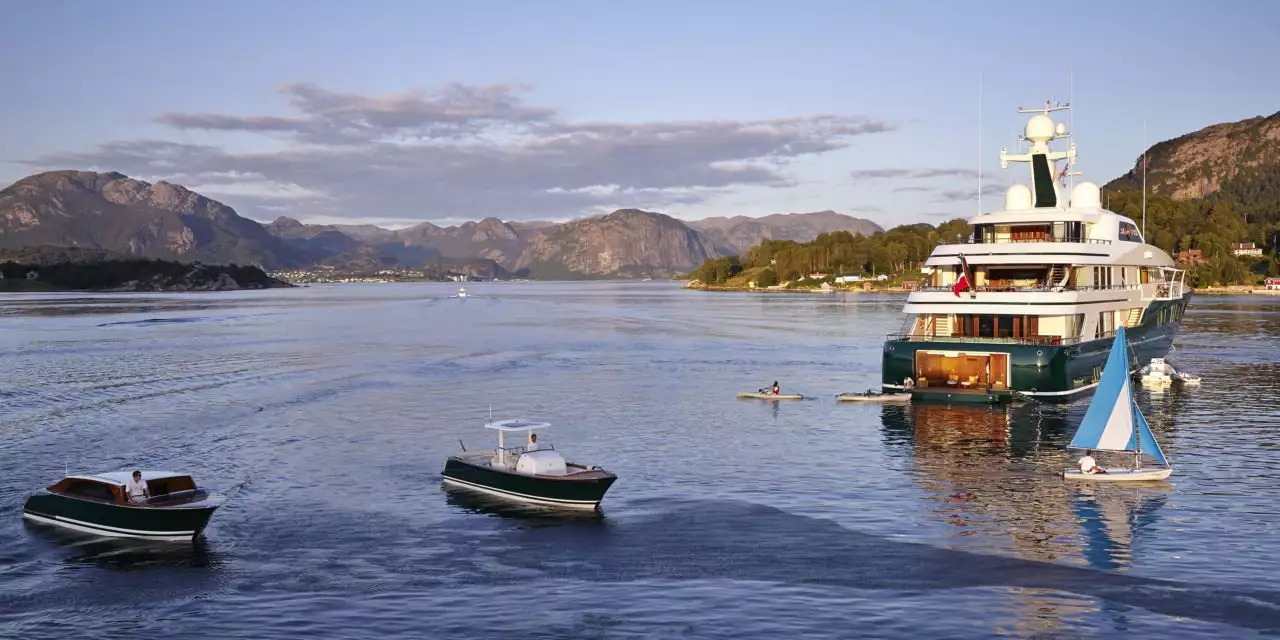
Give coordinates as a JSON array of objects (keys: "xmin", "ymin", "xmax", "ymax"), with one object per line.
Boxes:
[{"xmin": 1078, "ymin": 450, "xmax": 1106, "ymax": 475}]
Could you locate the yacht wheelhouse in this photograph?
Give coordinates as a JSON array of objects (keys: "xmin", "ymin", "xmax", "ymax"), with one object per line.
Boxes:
[{"xmin": 882, "ymin": 103, "xmax": 1192, "ymax": 401}]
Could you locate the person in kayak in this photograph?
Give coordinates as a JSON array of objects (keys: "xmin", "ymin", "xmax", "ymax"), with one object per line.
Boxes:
[{"xmin": 757, "ymin": 381, "xmax": 781, "ymax": 395}]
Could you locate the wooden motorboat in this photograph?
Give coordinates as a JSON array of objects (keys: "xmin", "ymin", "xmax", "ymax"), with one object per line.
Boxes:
[
  {"xmin": 442, "ymin": 419, "xmax": 616, "ymax": 510},
  {"xmin": 837, "ymin": 389, "xmax": 911, "ymax": 403},
  {"xmin": 1064, "ymin": 327, "xmax": 1172, "ymax": 482},
  {"xmin": 22, "ymin": 471, "xmax": 223, "ymax": 542},
  {"xmin": 737, "ymin": 392, "xmax": 804, "ymax": 400}
]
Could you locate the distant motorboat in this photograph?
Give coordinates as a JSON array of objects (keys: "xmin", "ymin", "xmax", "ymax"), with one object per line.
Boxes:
[
  {"xmin": 1064, "ymin": 327, "xmax": 1172, "ymax": 482},
  {"xmin": 454, "ymin": 286, "xmax": 467, "ymax": 299},
  {"xmin": 1139, "ymin": 357, "xmax": 1174, "ymax": 386}
]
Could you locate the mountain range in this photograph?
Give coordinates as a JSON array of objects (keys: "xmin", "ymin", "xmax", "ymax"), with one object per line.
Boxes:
[{"xmin": 0, "ymin": 170, "xmax": 883, "ymax": 278}]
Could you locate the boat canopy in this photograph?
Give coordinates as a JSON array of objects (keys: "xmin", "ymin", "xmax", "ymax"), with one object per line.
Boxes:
[
  {"xmin": 485, "ymin": 419, "xmax": 551, "ymax": 432},
  {"xmin": 1067, "ymin": 327, "xmax": 1168, "ymax": 465}
]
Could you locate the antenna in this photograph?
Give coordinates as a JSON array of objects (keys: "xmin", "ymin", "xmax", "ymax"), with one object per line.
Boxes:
[
  {"xmin": 1142, "ymin": 119, "xmax": 1148, "ymax": 240},
  {"xmin": 978, "ymin": 71, "xmax": 983, "ymax": 215},
  {"xmin": 1069, "ymin": 66, "xmax": 1075, "ymax": 193}
]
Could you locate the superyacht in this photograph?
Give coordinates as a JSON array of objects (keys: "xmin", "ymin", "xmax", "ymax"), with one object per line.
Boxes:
[{"xmin": 881, "ymin": 103, "xmax": 1192, "ymax": 402}]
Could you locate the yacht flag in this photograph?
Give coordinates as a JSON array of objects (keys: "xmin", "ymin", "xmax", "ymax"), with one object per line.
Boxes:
[{"xmin": 952, "ymin": 253, "xmax": 975, "ymax": 298}]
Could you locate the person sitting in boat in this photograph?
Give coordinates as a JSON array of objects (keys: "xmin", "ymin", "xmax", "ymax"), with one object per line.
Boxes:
[
  {"xmin": 526, "ymin": 433, "xmax": 540, "ymax": 453},
  {"xmin": 902, "ymin": 376, "xmax": 915, "ymax": 390},
  {"xmin": 125, "ymin": 470, "xmax": 151, "ymax": 503},
  {"xmin": 1078, "ymin": 450, "xmax": 1106, "ymax": 475},
  {"xmin": 771, "ymin": 381, "xmax": 780, "ymax": 395}
]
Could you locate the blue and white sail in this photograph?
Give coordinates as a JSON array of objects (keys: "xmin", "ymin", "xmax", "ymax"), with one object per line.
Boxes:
[{"xmin": 1067, "ymin": 327, "xmax": 1168, "ymax": 465}]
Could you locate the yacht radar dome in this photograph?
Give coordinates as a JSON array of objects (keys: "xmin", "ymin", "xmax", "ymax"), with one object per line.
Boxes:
[
  {"xmin": 1026, "ymin": 115, "xmax": 1056, "ymax": 143},
  {"xmin": 1005, "ymin": 184, "xmax": 1033, "ymax": 210},
  {"xmin": 1071, "ymin": 181, "xmax": 1101, "ymax": 208}
]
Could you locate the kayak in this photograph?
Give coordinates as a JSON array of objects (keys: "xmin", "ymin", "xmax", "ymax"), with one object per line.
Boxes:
[
  {"xmin": 737, "ymin": 392, "xmax": 804, "ymax": 400},
  {"xmin": 837, "ymin": 392, "xmax": 911, "ymax": 403}
]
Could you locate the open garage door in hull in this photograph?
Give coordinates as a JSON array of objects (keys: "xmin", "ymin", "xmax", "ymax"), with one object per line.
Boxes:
[{"xmin": 914, "ymin": 351, "xmax": 1010, "ymax": 393}]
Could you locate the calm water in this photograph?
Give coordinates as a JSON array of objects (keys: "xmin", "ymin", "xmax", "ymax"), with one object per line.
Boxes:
[{"xmin": 0, "ymin": 283, "xmax": 1277, "ymax": 639}]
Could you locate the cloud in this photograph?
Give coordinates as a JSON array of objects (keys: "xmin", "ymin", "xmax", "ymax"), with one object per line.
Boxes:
[
  {"xmin": 33, "ymin": 82, "xmax": 898, "ymax": 221},
  {"xmin": 850, "ymin": 168, "xmax": 979, "ymax": 181},
  {"xmin": 891, "ymin": 185, "xmax": 935, "ymax": 193},
  {"xmin": 935, "ymin": 183, "xmax": 1008, "ymax": 202}
]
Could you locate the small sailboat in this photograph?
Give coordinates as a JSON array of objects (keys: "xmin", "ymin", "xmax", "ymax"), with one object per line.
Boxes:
[{"xmin": 1063, "ymin": 327, "xmax": 1172, "ymax": 482}]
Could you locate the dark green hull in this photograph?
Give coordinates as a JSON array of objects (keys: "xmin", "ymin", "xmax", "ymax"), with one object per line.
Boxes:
[
  {"xmin": 883, "ymin": 293, "xmax": 1192, "ymax": 399},
  {"xmin": 442, "ymin": 457, "xmax": 617, "ymax": 509},
  {"xmin": 23, "ymin": 491, "xmax": 219, "ymax": 541}
]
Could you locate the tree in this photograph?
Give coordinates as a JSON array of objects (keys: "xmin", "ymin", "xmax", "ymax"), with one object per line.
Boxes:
[{"xmin": 756, "ymin": 268, "xmax": 779, "ymax": 287}]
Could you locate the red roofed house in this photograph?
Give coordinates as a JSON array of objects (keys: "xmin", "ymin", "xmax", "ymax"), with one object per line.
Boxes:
[{"xmin": 1176, "ymin": 249, "xmax": 1206, "ymax": 266}]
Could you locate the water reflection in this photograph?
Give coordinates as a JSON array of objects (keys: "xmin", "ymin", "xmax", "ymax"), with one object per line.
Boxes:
[
  {"xmin": 22, "ymin": 519, "xmax": 222, "ymax": 570},
  {"xmin": 882, "ymin": 401, "xmax": 1176, "ymax": 633}
]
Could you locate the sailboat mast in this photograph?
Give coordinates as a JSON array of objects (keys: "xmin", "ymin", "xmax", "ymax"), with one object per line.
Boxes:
[{"xmin": 1132, "ymin": 398, "xmax": 1142, "ymax": 471}]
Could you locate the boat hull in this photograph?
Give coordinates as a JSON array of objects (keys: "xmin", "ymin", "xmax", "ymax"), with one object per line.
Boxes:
[
  {"xmin": 1063, "ymin": 467, "xmax": 1172, "ymax": 482},
  {"xmin": 22, "ymin": 492, "xmax": 219, "ymax": 542},
  {"xmin": 441, "ymin": 458, "xmax": 616, "ymax": 510},
  {"xmin": 909, "ymin": 388, "xmax": 1015, "ymax": 404},
  {"xmin": 737, "ymin": 392, "xmax": 804, "ymax": 400},
  {"xmin": 882, "ymin": 292, "xmax": 1192, "ymax": 398}
]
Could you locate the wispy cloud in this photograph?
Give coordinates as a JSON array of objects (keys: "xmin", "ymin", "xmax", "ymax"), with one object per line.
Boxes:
[
  {"xmin": 850, "ymin": 168, "xmax": 979, "ymax": 181},
  {"xmin": 935, "ymin": 183, "xmax": 1008, "ymax": 202},
  {"xmin": 33, "ymin": 82, "xmax": 900, "ymax": 222}
]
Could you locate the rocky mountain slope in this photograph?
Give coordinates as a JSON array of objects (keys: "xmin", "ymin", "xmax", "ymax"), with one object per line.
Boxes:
[
  {"xmin": 0, "ymin": 171, "xmax": 306, "ymax": 268},
  {"xmin": 687, "ymin": 210, "xmax": 882, "ymax": 255},
  {"xmin": 515, "ymin": 209, "xmax": 715, "ymax": 279},
  {"xmin": 1106, "ymin": 110, "xmax": 1280, "ymax": 200}
]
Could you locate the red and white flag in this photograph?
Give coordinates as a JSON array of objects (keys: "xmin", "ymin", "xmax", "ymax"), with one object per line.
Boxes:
[{"xmin": 952, "ymin": 253, "xmax": 975, "ymax": 298}]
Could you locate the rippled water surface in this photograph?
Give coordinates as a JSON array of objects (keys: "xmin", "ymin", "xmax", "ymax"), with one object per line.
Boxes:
[{"xmin": 1, "ymin": 283, "xmax": 1278, "ymax": 639}]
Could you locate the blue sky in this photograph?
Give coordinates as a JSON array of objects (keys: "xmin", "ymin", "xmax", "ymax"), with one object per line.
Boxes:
[{"xmin": 3, "ymin": 0, "xmax": 1278, "ymax": 228}]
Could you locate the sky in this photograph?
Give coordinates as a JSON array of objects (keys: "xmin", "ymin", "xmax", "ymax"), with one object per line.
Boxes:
[{"xmin": 2, "ymin": 0, "xmax": 1278, "ymax": 229}]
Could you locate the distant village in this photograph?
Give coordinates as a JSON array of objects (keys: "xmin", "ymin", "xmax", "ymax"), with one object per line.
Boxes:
[{"xmin": 267, "ymin": 266, "xmax": 512, "ymax": 285}]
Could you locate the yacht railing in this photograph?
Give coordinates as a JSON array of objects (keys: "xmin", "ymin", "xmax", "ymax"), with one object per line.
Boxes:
[
  {"xmin": 945, "ymin": 237, "xmax": 1113, "ymax": 246},
  {"xmin": 886, "ymin": 327, "xmax": 1145, "ymax": 348},
  {"xmin": 913, "ymin": 283, "xmax": 1141, "ymax": 294},
  {"xmin": 885, "ymin": 333, "xmax": 1067, "ymax": 346}
]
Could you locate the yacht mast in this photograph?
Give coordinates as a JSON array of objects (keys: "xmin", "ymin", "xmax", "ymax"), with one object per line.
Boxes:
[
  {"xmin": 978, "ymin": 72, "xmax": 983, "ymax": 215},
  {"xmin": 1142, "ymin": 120, "xmax": 1148, "ymax": 239}
]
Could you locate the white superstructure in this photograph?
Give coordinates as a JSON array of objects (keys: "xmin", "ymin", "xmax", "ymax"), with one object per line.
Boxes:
[{"xmin": 884, "ymin": 102, "xmax": 1192, "ymax": 398}]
